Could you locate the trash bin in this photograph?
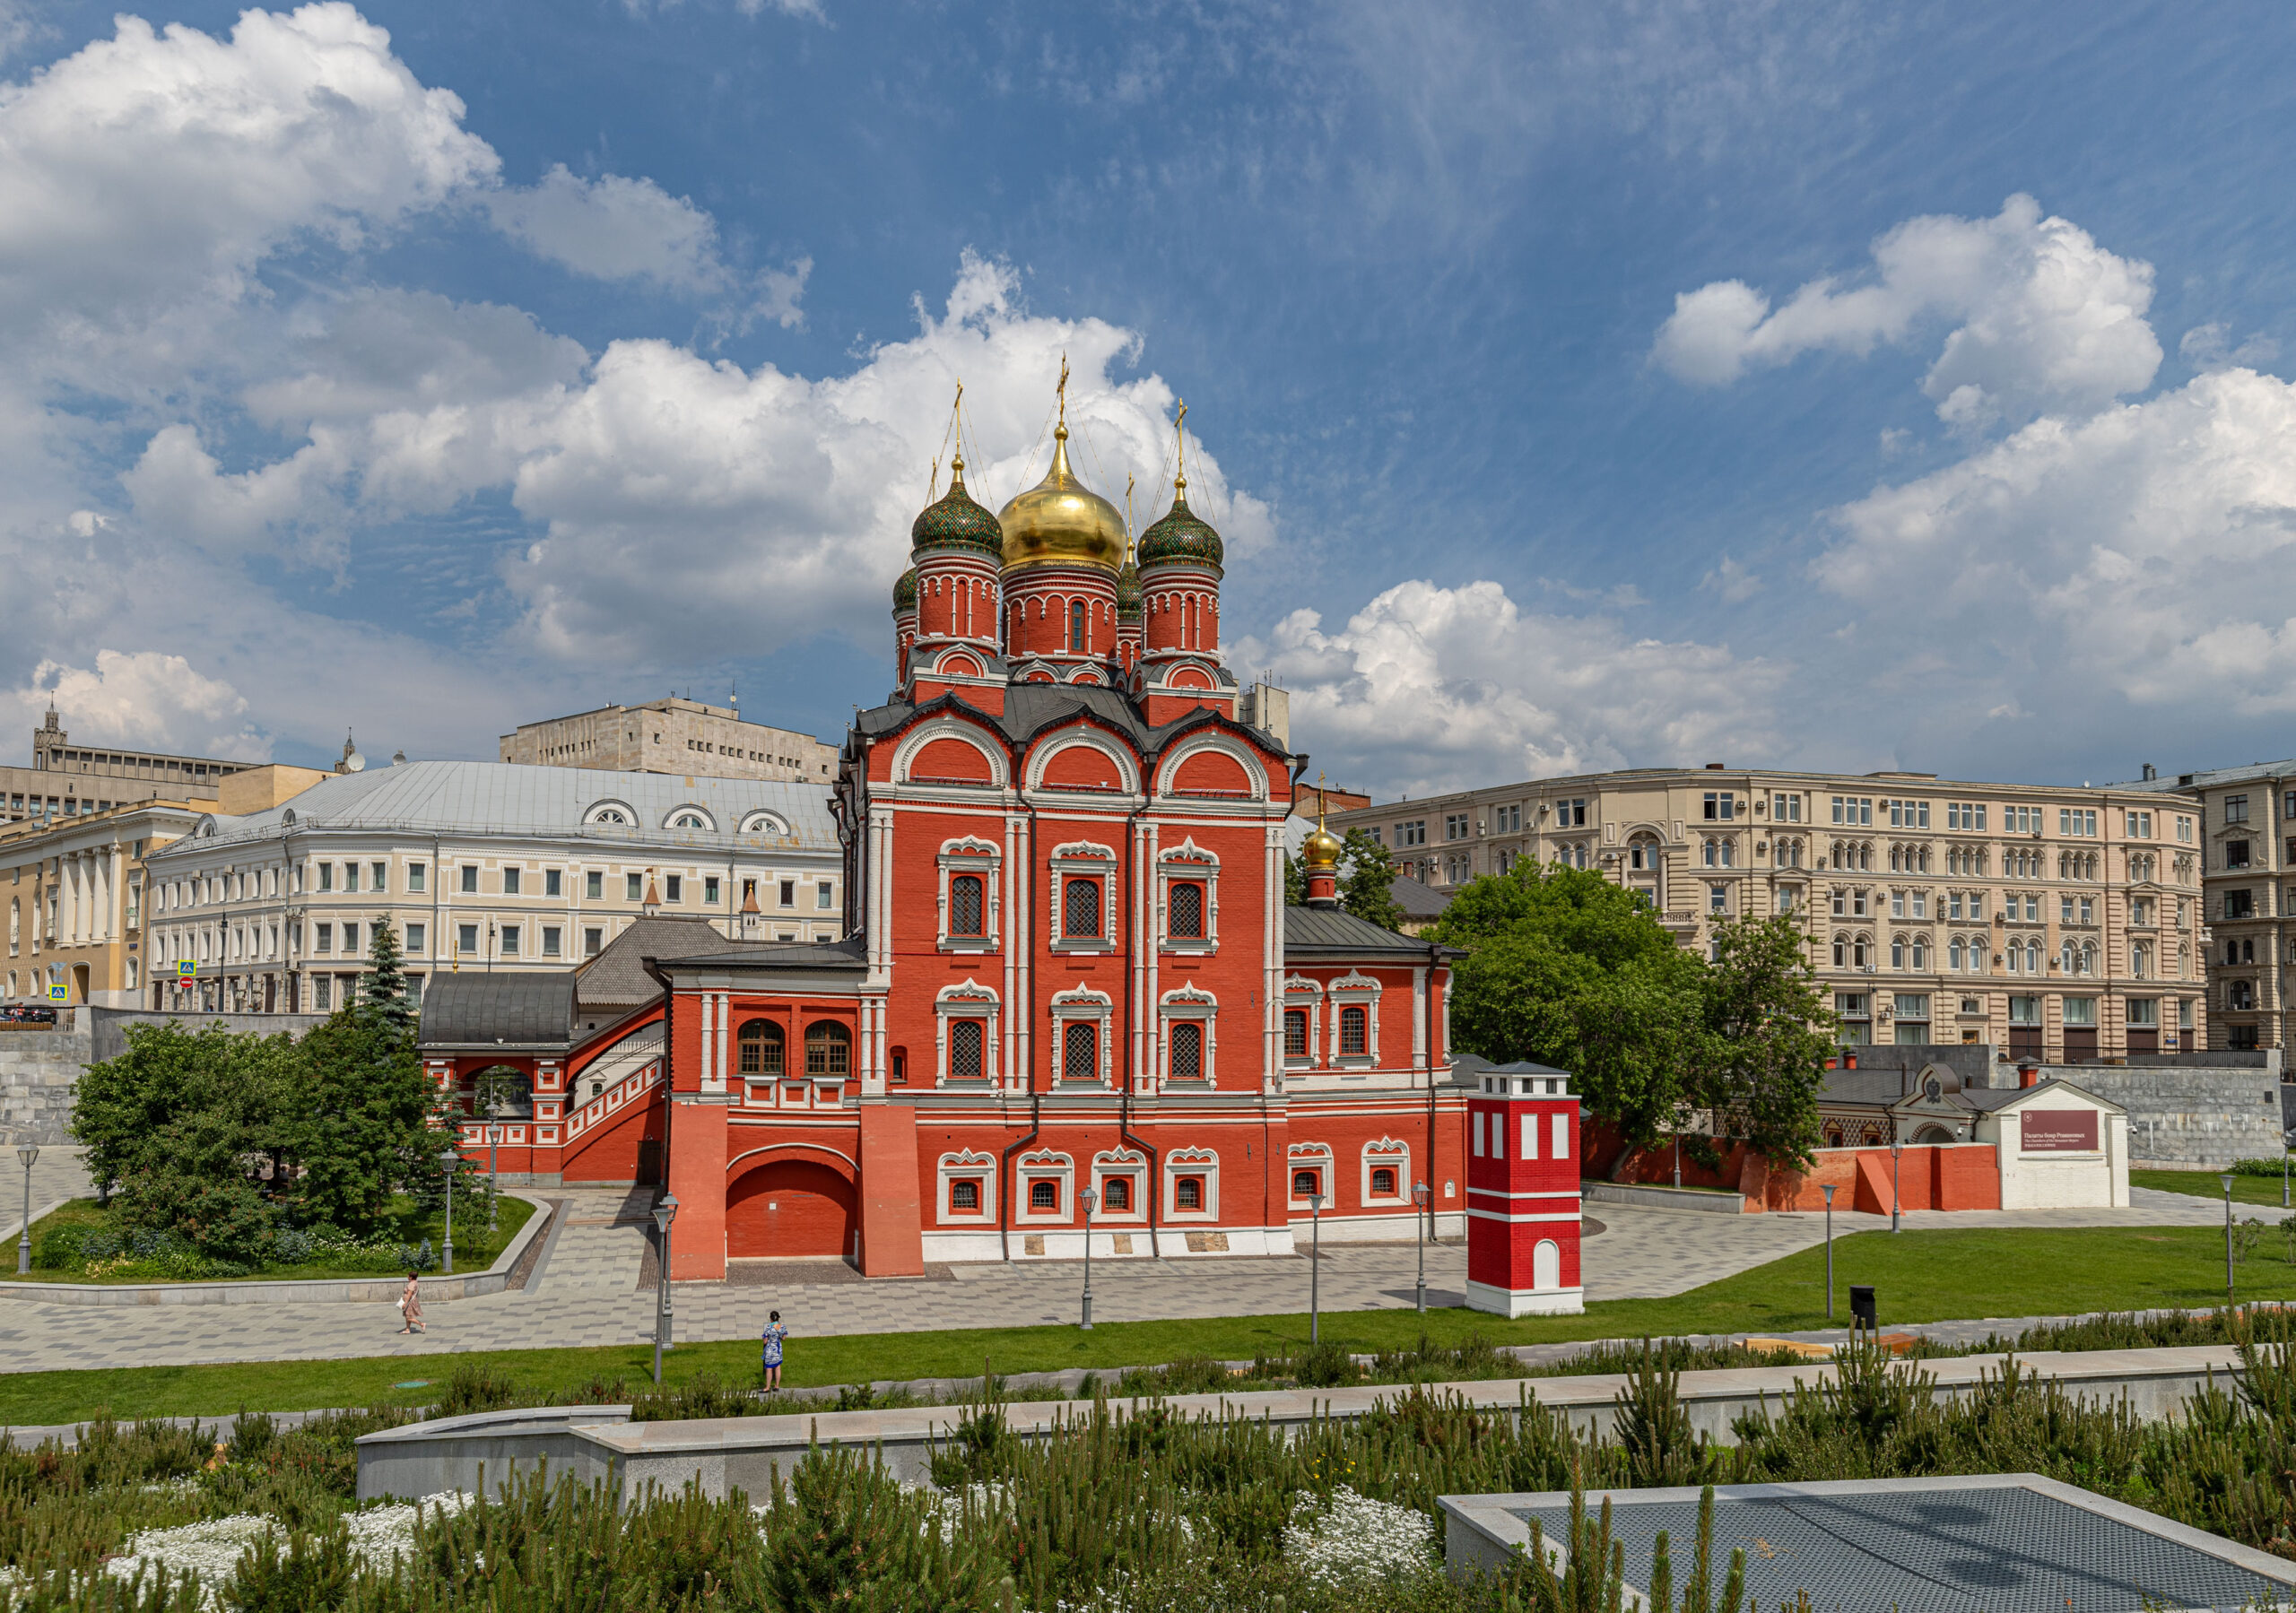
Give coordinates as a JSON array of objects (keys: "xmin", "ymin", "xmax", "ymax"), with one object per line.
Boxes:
[{"xmin": 1849, "ymin": 1284, "xmax": 1877, "ymax": 1332}]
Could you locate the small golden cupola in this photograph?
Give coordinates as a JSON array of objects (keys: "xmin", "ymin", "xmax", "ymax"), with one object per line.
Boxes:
[{"xmin": 998, "ymin": 360, "xmax": 1126, "ymax": 576}]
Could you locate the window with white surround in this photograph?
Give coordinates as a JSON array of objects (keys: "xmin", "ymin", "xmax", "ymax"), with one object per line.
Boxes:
[
  {"xmin": 1049, "ymin": 986, "xmax": 1113, "ymax": 1084},
  {"xmin": 1361, "ymin": 1139, "xmax": 1410, "ymax": 1204},
  {"xmin": 935, "ymin": 979, "xmax": 1000, "ymax": 1084},
  {"xmin": 1326, "ymin": 970, "xmax": 1381, "ymax": 1067},
  {"xmin": 1160, "ymin": 984, "xmax": 1218, "ymax": 1084},
  {"xmin": 1164, "ymin": 1147, "xmax": 1219, "ymax": 1218},
  {"xmin": 1049, "ymin": 840, "xmax": 1117, "ymax": 951},
  {"xmin": 1157, "ymin": 840, "xmax": 1219, "ymax": 952},
  {"xmin": 1287, "ymin": 1142, "xmax": 1333, "ymax": 1208},
  {"xmin": 1091, "ymin": 1147, "xmax": 1148, "ymax": 1222},
  {"xmin": 1282, "ymin": 976, "xmax": 1322, "ymax": 1066},
  {"xmin": 1014, "ymin": 1149, "xmax": 1074, "ymax": 1221},
  {"xmin": 936, "ymin": 836, "xmax": 1000, "ymax": 950},
  {"xmin": 937, "ymin": 1150, "xmax": 996, "ymax": 1223}
]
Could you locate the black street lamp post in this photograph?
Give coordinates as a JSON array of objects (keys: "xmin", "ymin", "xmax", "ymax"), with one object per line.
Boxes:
[
  {"xmin": 1078, "ymin": 1186, "xmax": 1098, "ymax": 1330},
  {"xmin": 1413, "ymin": 1180, "xmax": 1431, "ymax": 1314},
  {"xmin": 653, "ymin": 1191, "xmax": 680, "ymax": 1383}
]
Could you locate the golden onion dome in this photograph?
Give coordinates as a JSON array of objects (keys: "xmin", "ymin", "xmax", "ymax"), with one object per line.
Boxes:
[
  {"xmin": 998, "ymin": 426, "xmax": 1126, "ymax": 575},
  {"xmin": 1301, "ymin": 820, "xmax": 1343, "ymax": 872}
]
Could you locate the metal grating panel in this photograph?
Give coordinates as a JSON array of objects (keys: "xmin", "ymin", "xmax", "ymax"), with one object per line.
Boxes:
[{"xmin": 1509, "ymin": 1487, "xmax": 2278, "ymax": 1612}]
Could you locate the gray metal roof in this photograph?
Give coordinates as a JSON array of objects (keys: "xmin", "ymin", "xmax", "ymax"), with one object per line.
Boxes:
[
  {"xmin": 574, "ymin": 917, "xmax": 753, "ymax": 1010},
  {"xmin": 1390, "ymin": 874, "xmax": 1452, "ymax": 921},
  {"xmin": 2110, "ymin": 758, "xmax": 2296, "ymax": 793},
  {"xmin": 147, "ymin": 760, "xmax": 838, "ymax": 859},
  {"xmin": 1283, "ymin": 904, "xmax": 1447, "ymax": 957},
  {"xmin": 652, "ymin": 938, "xmax": 870, "ymax": 973},
  {"xmin": 418, "ymin": 970, "xmax": 576, "ymax": 1052}
]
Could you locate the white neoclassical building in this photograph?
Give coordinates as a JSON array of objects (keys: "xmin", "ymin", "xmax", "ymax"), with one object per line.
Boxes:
[{"xmin": 140, "ymin": 760, "xmax": 841, "ymax": 1015}]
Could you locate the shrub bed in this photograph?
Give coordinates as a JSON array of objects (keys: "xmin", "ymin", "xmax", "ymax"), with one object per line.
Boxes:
[
  {"xmin": 18, "ymin": 1197, "xmax": 533, "ymax": 1285},
  {"xmin": 6, "ymin": 1311, "xmax": 2296, "ymax": 1609}
]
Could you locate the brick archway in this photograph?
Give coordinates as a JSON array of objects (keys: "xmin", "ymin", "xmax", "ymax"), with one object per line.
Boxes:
[{"xmin": 727, "ymin": 1150, "xmax": 859, "ymax": 1260}]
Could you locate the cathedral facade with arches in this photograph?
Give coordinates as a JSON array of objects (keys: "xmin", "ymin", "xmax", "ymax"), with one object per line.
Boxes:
[{"xmin": 428, "ymin": 398, "xmax": 1473, "ymax": 1279}]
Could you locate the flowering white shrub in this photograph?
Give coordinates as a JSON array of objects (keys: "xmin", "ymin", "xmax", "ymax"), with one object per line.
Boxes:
[
  {"xmin": 344, "ymin": 1491, "xmax": 472, "ymax": 1569},
  {"xmin": 1282, "ymin": 1486, "xmax": 1437, "ymax": 1587},
  {"xmin": 103, "ymin": 1514, "xmax": 277, "ymax": 1602}
]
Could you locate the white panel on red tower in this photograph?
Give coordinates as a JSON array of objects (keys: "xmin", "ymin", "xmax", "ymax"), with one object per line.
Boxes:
[{"xmin": 1464, "ymin": 1061, "xmax": 1585, "ymax": 1316}]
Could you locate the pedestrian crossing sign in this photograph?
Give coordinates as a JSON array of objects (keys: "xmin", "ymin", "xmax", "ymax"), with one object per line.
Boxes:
[
  {"xmin": 176, "ymin": 960, "xmax": 196, "ymax": 982},
  {"xmin": 45, "ymin": 984, "xmax": 67, "ymax": 1002}
]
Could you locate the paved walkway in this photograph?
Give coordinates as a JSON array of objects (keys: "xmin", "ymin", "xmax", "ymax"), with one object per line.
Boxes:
[
  {"xmin": 0, "ymin": 1146, "xmax": 92, "ymax": 1243},
  {"xmin": 0, "ymin": 1186, "xmax": 2232, "ymax": 1374}
]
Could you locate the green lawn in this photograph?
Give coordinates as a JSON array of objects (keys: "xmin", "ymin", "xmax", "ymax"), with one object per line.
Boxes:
[
  {"xmin": 1, "ymin": 1195, "xmax": 535, "ymax": 1284},
  {"xmin": 2135, "ymin": 1166, "xmax": 2296, "ymax": 1212},
  {"xmin": 1, "ymin": 1221, "xmax": 2287, "ymax": 1426}
]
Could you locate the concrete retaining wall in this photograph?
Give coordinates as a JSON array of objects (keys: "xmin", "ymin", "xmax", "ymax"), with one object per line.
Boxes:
[
  {"xmin": 2057, "ymin": 1063, "xmax": 2286, "ymax": 1169},
  {"xmin": 88, "ymin": 1009, "xmax": 325, "ymax": 1063},
  {"xmin": 1580, "ymin": 1181, "xmax": 1744, "ymax": 1214},
  {"xmin": 0, "ymin": 1028, "xmax": 89, "ymax": 1145},
  {"xmin": 355, "ymin": 1344, "xmax": 2247, "ymax": 1504}
]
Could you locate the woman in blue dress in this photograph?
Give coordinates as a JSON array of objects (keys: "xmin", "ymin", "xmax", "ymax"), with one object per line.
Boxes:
[{"xmin": 761, "ymin": 1309, "xmax": 787, "ymax": 1391}]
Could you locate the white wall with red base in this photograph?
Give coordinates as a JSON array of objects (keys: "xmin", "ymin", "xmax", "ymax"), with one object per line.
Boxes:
[{"xmin": 1464, "ymin": 1061, "xmax": 1585, "ymax": 1317}]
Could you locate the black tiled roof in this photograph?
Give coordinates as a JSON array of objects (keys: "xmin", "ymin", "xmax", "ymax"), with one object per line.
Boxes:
[
  {"xmin": 851, "ymin": 683, "xmax": 1275, "ymax": 763},
  {"xmin": 651, "ymin": 937, "xmax": 870, "ymax": 973},
  {"xmin": 417, "ymin": 971, "xmax": 577, "ymax": 1052}
]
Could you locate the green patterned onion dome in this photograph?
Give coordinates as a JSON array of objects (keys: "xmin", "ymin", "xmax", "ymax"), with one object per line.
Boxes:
[
  {"xmin": 892, "ymin": 566, "xmax": 918, "ymax": 612},
  {"xmin": 909, "ymin": 464, "xmax": 1004, "ymax": 559},
  {"xmin": 1116, "ymin": 559, "xmax": 1143, "ymax": 621},
  {"xmin": 1136, "ymin": 482, "xmax": 1223, "ymax": 570}
]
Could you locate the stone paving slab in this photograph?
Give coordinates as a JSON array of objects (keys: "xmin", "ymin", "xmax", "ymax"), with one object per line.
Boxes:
[{"xmin": 0, "ymin": 1188, "xmax": 2239, "ymax": 1374}]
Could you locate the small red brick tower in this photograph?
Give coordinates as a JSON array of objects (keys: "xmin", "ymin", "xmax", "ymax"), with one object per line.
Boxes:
[{"xmin": 1465, "ymin": 1060, "xmax": 1584, "ymax": 1316}]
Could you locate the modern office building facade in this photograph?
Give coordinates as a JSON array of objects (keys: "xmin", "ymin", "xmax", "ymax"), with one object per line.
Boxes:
[
  {"xmin": 499, "ymin": 698, "xmax": 836, "ymax": 786},
  {"xmin": 2, "ymin": 705, "xmax": 251, "ymax": 825},
  {"xmin": 1329, "ymin": 765, "xmax": 2208, "ymax": 1063}
]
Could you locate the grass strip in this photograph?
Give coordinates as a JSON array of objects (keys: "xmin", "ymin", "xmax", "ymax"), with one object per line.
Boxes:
[
  {"xmin": 4, "ymin": 1222, "xmax": 2292, "ymax": 1427},
  {"xmin": 0, "ymin": 1196, "xmax": 535, "ymax": 1284},
  {"xmin": 2135, "ymin": 1167, "xmax": 2296, "ymax": 1210}
]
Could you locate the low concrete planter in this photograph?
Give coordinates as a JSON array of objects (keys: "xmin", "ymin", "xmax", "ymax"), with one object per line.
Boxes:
[
  {"xmin": 0, "ymin": 1194, "xmax": 552, "ymax": 1306},
  {"xmin": 355, "ymin": 1343, "xmax": 2246, "ymax": 1504},
  {"xmin": 1581, "ymin": 1180, "xmax": 1746, "ymax": 1214}
]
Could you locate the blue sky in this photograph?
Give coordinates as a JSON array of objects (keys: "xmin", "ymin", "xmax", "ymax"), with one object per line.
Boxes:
[{"xmin": 3, "ymin": 0, "xmax": 2293, "ymax": 797}]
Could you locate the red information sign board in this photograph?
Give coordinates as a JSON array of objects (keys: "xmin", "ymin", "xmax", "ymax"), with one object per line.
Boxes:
[{"xmin": 2021, "ymin": 1110, "xmax": 2100, "ymax": 1151}]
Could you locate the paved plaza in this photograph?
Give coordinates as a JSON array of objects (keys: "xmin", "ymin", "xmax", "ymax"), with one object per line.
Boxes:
[{"xmin": 0, "ymin": 1153, "xmax": 2239, "ymax": 1374}]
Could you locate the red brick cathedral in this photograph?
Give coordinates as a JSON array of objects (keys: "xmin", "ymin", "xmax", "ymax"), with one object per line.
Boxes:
[{"xmin": 431, "ymin": 395, "xmax": 1470, "ymax": 1279}]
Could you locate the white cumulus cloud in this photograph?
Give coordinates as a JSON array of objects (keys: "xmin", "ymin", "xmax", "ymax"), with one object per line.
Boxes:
[
  {"xmin": 1232, "ymin": 579, "xmax": 1788, "ymax": 796},
  {"xmin": 0, "ymin": 651, "xmax": 267, "ymax": 760},
  {"xmin": 1653, "ymin": 195, "xmax": 2161, "ymax": 424}
]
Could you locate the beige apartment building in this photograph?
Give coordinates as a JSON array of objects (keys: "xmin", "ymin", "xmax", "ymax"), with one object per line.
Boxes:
[
  {"xmin": 2, "ymin": 705, "xmax": 251, "ymax": 825},
  {"xmin": 2, "ymin": 766, "xmax": 324, "ymax": 1006},
  {"xmin": 2119, "ymin": 759, "xmax": 2296, "ymax": 1052},
  {"xmin": 1328, "ymin": 765, "xmax": 2207, "ymax": 1062},
  {"xmin": 500, "ymin": 698, "xmax": 835, "ymax": 785},
  {"xmin": 140, "ymin": 760, "xmax": 840, "ymax": 1015}
]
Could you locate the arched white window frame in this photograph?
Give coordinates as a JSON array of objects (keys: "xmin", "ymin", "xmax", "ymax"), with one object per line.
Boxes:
[
  {"xmin": 1156, "ymin": 839, "xmax": 1220, "ymax": 955},
  {"xmin": 1049, "ymin": 840, "xmax": 1118, "ymax": 953},
  {"xmin": 1327, "ymin": 969, "xmax": 1382, "ymax": 1069},
  {"xmin": 740, "ymin": 810, "xmax": 790, "ymax": 836},
  {"xmin": 663, "ymin": 804, "xmax": 718, "ymax": 833},
  {"xmin": 1015, "ymin": 1148, "xmax": 1074, "ymax": 1222},
  {"xmin": 1154, "ymin": 733, "xmax": 1271, "ymax": 803},
  {"xmin": 1286, "ymin": 1140, "xmax": 1335, "ymax": 1209},
  {"xmin": 891, "ymin": 717, "xmax": 1010, "ymax": 789},
  {"xmin": 1091, "ymin": 1146, "xmax": 1148, "ymax": 1223},
  {"xmin": 1048, "ymin": 985, "xmax": 1114, "ymax": 1084},
  {"xmin": 936, "ymin": 1149, "xmax": 996, "ymax": 1224},
  {"xmin": 936, "ymin": 835, "xmax": 1002, "ymax": 952},
  {"xmin": 1361, "ymin": 1137, "xmax": 1411, "ymax": 1206},
  {"xmin": 1163, "ymin": 1146, "xmax": 1220, "ymax": 1220},
  {"xmin": 934, "ymin": 978, "xmax": 1001, "ymax": 1085},
  {"xmin": 1158, "ymin": 984, "xmax": 1219, "ymax": 1086},
  {"xmin": 1281, "ymin": 975, "xmax": 1322, "ymax": 1069},
  {"xmin": 586, "ymin": 799, "xmax": 637, "ymax": 828},
  {"xmin": 1025, "ymin": 733, "xmax": 1140, "ymax": 796}
]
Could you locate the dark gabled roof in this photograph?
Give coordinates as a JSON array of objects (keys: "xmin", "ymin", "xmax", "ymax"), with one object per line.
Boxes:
[
  {"xmin": 1390, "ymin": 874, "xmax": 1451, "ymax": 922},
  {"xmin": 1489, "ymin": 1060, "xmax": 1571, "ymax": 1076},
  {"xmin": 851, "ymin": 683, "xmax": 1278, "ymax": 767},
  {"xmin": 575, "ymin": 916, "xmax": 753, "ymax": 1011},
  {"xmin": 648, "ymin": 936, "xmax": 871, "ymax": 975},
  {"xmin": 1283, "ymin": 904, "xmax": 1449, "ymax": 958},
  {"xmin": 417, "ymin": 970, "xmax": 577, "ymax": 1052}
]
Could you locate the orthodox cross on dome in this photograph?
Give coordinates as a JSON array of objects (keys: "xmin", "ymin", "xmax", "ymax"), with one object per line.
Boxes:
[
  {"xmin": 1056, "ymin": 353, "xmax": 1069, "ymax": 434},
  {"xmin": 1174, "ymin": 398, "xmax": 1187, "ymax": 490}
]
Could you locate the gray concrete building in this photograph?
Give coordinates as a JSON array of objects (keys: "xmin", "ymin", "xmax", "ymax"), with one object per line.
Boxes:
[
  {"xmin": 3, "ymin": 705, "xmax": 250, "ymax": 824},
  {"xmin": 499, "ymin": 698, "xmax": 835, "ymax": 786}
]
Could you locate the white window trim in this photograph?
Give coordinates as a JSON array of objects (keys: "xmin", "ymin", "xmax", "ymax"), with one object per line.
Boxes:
[
  {"xmin": 1156, "ymin": 838, "xmax": 1220, "ymax": 955},
  {"xmin": 1048, "ymin": 985, "xmax": 1115, "ymax": 1085},
  {"xmin": 1281, "ymin": 975, "xmax": 1323, "ymax": 1069},
  {"xmin": 1157, "ymin": 984, "xmax": 1219, "ymax": 1086},
  {"xmin": 1162, "ymin": 1146, "xmax": 1220, "ymax": 1220},
  {"xmin": 934, "ymin": 979, "xmax": 1001, "ymax": 1086},
  {"xmin": 1361, "ymin": 1138, "xmax": 1411, "ymax": 1206},
  {"xmin": 936, "ymin": 836, "xmax": 1002, "ymax": 952},
  {"xmin": 936, "ymin": 1149, "xmax": 997, "ymax": 1224},
  {"xmin": 1049, "ymin": 840, "xmax": 1118, "ymax": 953},
  {"xmin": 1090, "ymin": 1146, "xmax": 1149, "ymax": 1223},
  {"xmin": 1287, "ymin": 1141, "xmax": 1335, "ymax": 1210},
  {"xmin": 1326, "ymin": 969, "xmax": 1382, "ymax": 1069},
  {"xmin": 1016, "ymin": 1148, "xmax": 1075, "ymax": 1221}
]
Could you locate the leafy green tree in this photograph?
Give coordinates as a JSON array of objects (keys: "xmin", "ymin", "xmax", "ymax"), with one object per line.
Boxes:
[
  {"xmin": 1435, "ymin": 861, "xmax": 1709, "ymax": 1160},
  {"xmin": 1696, "ymin": 914, "xmax": 1837, "ymax": 1172},
  {"xmin": 1338, "ymin": 828, "xmax": 1405, "ymax": 930},
  {"xmin": 286, "ymin": 917, "xmax": 440, "ymax": 1231},
  {"xmin": 1281, "ymin": 848, "xmax": 1306, "ymax": 907}
]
